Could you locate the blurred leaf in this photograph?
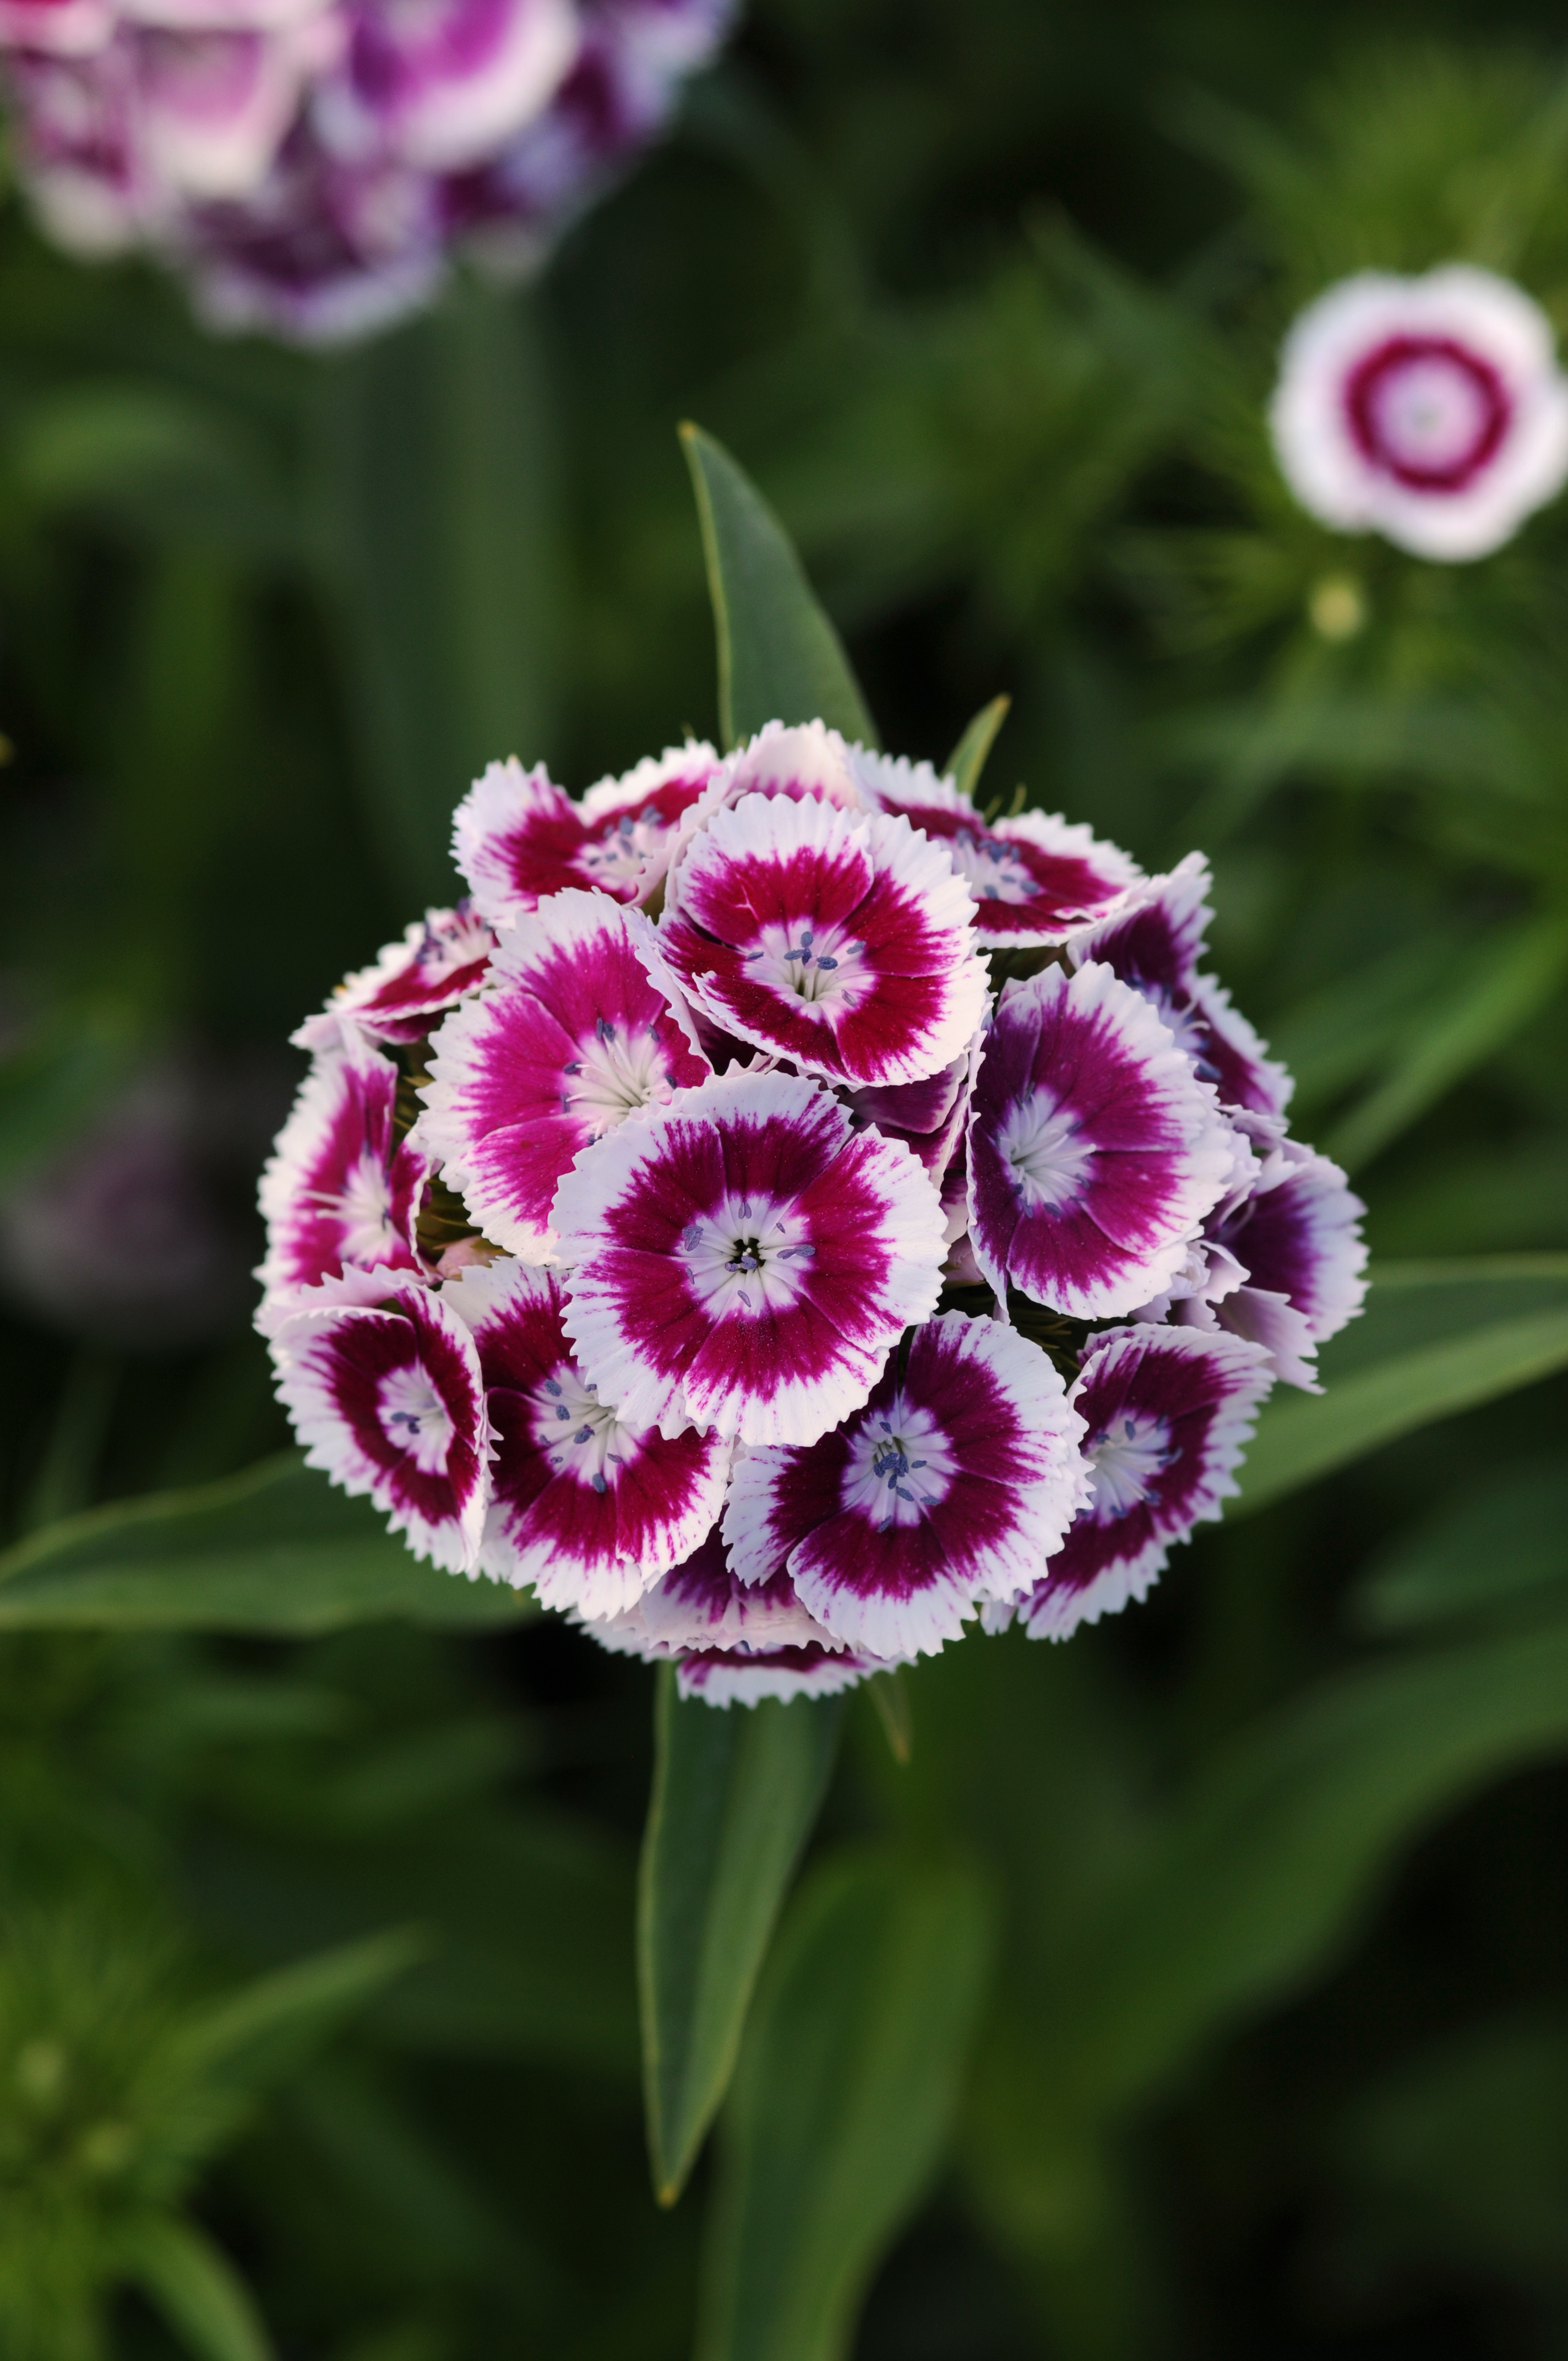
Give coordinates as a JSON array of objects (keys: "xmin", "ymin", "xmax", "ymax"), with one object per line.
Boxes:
[
  {"xmin": 679, "ymin": 422, "xmax": 877, "ymax": 751},
  {"xmin": 1325, "ymin": 911, "xmax": 1568, "ymax": 1171},
  {"xmin": 639, "ymin": 1667, "xmax": 842, "ymax": 2203},
  {"xmin": 1349, "ymin": 1460, "xmax": 1568, "ymax": 1633},
  {"xmin": 1044, "ymin": 1620, "xmax": 1568, "ymax": 2117},
  {"xmin": 1326, "ymin": 2012, "xmax": 1568, "ymax": 2291},
  {"xmin": 328, "ymin": 278, "xmax": 562, "ymax": 900},
  {"xmin": 0, "ymin": 1452, "xmax": 537, "ymax": 1631},
  {"xmin": 176, "ymin": 1927, "xmax": 426, "ymax": 2091},
  {"xmin": 1236, "ymin": 1258, "xmax": 1568, "ymax": 1516},
  {"xmin": 118, "ymin": 2212, "xmax": 274, "ymax": 2361},
  {"xmin": 945, "ymin": 693, "xmax": 1010, "ymax": 802},
  {"xmin": 696, "ymin": 1849, "xmax": 992, "ymax": 2361},
  {"xmin": 11, "ymin": 383, "xmax": 295, "ymax": 553}
]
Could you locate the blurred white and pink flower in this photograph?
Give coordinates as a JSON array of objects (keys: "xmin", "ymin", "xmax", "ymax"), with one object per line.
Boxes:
[
  {"xmin": 1271, "ymin": 264, "xmax": 1568, "ymax": 561},
  {"xmin": 255, "ymin": 716, "xmax": 1364, "ymax": 1703},
  {"xmin": 0, "ymin": 0, "xmax": 734, "ymax": 339}
]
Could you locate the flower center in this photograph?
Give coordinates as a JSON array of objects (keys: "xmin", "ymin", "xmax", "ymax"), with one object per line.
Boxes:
[
  {"xmin": 1086, "ymin": 1411, "xmax": 1173, "ymax": 1520},
  {"xmin": 996, "ymin": 1090, "xmax": 1096, "ymax": 1210},
  {"xmin": 416, "ymin": 904, "xmax": 491, "ymax": 986},
  {"xmin": 677, "ymin": 1193, "xmax": 814, "ymax": 1316},
  {"xmin": 530, "ymin": 1363, "xmax": 629, "ymax": 1495},
  {"xmin": 310, "ymin": 1152, "xmax": 400, "ymax": 1264},
  {"xmin": 949, "ymin": 825, "xmax": 1039, "ymax": 905},
  {"xmin": 1343, "ymin": 335, "xmax": 1511, "ymax": 493},
  {"xmin": 562, "ymin": 1017, "xmax": 674, "ymax": 1135},
  {"xmin": 743, "ymin": 921, "xmax": 871, "ymax": 1017},
  {"xmin": 842, "ymin": 1396, "xmax": 957, "ymax": 1528},
  {"xmin": 574, "ymin": 805, "xmax": 668, "ymax": 894},
  {"xmin": 378, "ymin": 1364, "xmax": 453, "ymax": 1473}
]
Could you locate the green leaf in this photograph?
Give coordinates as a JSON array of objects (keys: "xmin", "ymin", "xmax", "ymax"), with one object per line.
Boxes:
[
  {"xmin": 1324, "ymin": 912, "xmax": 1568, "ymax": 1171},
  {"xmin": 119, "ymin": 2213, "xmax": 274, "ymax": 2361},
  {"xmin": 639, "ymin": 1667, "xmax": 842, "ymax": 2204},
  {"xmin": 945, "ymin": 693, "xmax": 1010, "ymax": 803},
  {"xmin": 1235, "ymin": 1258, "xmax": 1568, "ymax": 1516},
  {"xmin": 1047, "ymin": 1620, "xmax": 1568, "ymax": 2116},
  {"xmin": 329, "ymin": 278, "xmax": 562, "ymax": 901},
  {"xmin": 1349, "ymin": 1460, "xmax": 1568, "ymax": 1633},
  {"xmin": 679, "ymin": 422, "xmax": 878, "ymax": 752},
  {"xmin": 176, "ymin": 1926, "xmax": 428, "ymax": 2091},
  {"xmin": 0, "ymin": 1452, "xmax": 537, "ymax": 1632},
  {"xmin": 696, "ymin": 1850, "xmax": 992, "ymax": 2361}
]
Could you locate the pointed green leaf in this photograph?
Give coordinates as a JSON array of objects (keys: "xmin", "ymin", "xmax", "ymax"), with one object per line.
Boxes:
[
  {"xmin": 0, "ymin": 1452, "xmax": 536, "ymax": 1631},
  {"xmin": 1349, "ymin": 1461, "xmax": 1568, "ymax": 1633},
  {"xmin": 176, "ymin": 1927, "xmax": 427, "ymax": 2091},
  {"xmin": 639, "ymin": 1667, "xmax": 842, "ymax": 2204},
  {"xmin": 680, "ymin": 423, "xmax": 878, "ymax": 752},
  {"xmin": 1046, "ymin": 1621, "xmax": 1568, "ymax": 2117},
  {"xmin": 1234, "ymin": 1258, "xmax": 1568, "ymax": 1516},
  {"xmin": 945, "ymin": 693, "xmax": 1010, "ymax": 804},
  {"xmin": 120, "ymin": 2214, "xmax": 274, "ymax": 2361},
  {"xmin": 697, "ymin": 1851, "xmax": 992, "ymax": 2361},
  {"xmin": 1325, "ymin": 912, "xmax": 1568, "ymax": 1172}
]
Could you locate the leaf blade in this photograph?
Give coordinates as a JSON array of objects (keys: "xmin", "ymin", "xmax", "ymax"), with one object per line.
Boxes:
[
  {"xmin": 680, "ymin": 422, "xmax": 878, "ymax": 751},
  {"xmin": 696, "ymin": 1849, "xmax": 992, "ymax": 2361},
  {"xmin": 639, "ymin": 1667, "xmax": 842, "ymax": 2204},
  {"xmin": 0, "ymin": 1452, "xmax": 536, "ymax": 1631},
  {"xmin": 119, "ymin": 2214, "xmax": 275, "ymax": 2361}
]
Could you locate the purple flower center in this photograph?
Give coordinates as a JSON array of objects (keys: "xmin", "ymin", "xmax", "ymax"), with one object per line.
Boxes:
[
  {"xmin": 573, "ymin": 802, "xmax": 670, "ymax": 892},
  {"xmin": 842, "ymin": 1396, "xmax": 957, "ymax": 1530},
  {"xmin": 528, "ymin": 1363, "xmax": 625, "ymax": 1496},
  {"xmin": 950, "ymin": 825, "xmax": 1039, "ymax": 905},
  {"xmin": 303, "ymin": 1150, "xmax": 400, "ymax": 1264},
  {"xmin": 676, "ymin": 1193, "xmax": 815, "ymax": 1317},
  {"xmin": 995, "ymin": 1089, "xmax": 1095, "ymax": 1211},
  {"xmin": 416, "ymin": 903, "xmax": 491, "ymax": 985},
  {"xmin": 1343, "ymin": 334, "xmax": 1511, "ymax": 493},
  {"xmin": 561, "ymin": 1015, "xmax": 677, "ymax": 1133},
  {"xmin": 378, "ymin": 1362, "xmax": 455, "ymax": 1472},
  {"xmin": 739, "ymin": 918, "xmax": 867, "ymax": 1013},
  {"xmin": 1085, "ymin": 1410, "xmax": 1174, "ymax": 1520}
]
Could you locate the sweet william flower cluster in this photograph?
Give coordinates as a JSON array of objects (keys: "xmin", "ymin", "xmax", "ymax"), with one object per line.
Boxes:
[
  {"xmin": 257, "ymin": 720, "xmax": 1367, "ymax": 1705},
  {"xmin": 0, "ymin": 0, "xmax": 731, "ymax": 340}
]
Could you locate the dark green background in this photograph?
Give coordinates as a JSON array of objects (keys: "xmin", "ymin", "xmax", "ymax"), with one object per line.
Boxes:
[{"xmin": 1, "ymin": 3, "xmax": 1566, "ymax": 2355}]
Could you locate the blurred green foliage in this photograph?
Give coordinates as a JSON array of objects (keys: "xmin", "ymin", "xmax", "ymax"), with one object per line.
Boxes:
[{"xmin": 2, "ymin": 2, "xmax": 1568, "ymax": 2354}]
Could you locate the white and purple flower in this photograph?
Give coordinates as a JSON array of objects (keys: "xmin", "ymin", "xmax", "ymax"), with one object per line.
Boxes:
[
  {"xmin": 259, "ymin": 1025, "xmax": 430, "ymax": 1293},
  {"xmin": 853, "ymin": 751, "xmax": 1141, "ymax": 948},
  {"xmin": 0, "ymin": 0, "xmax": 734, "ymax": 339},
  {"xmin": 294, "ymin": 902, "xmax": 496, "ymax": 1052},
  {"xmin": 445, "ymin": 1255, "xmax": 729, "ymax": 1615},
  {"xmin": 660, "ymin": 791, "xmax": 989, "ymax": 1091},
  {"xmin": 967, "ymin": 961, "xmax": 1239, "ymax": 1319},
  {"xmin": 723, "ymin": 1311, "xmax": 1088, "ymax": 1658},
  {"xmin": 1003, "ymin": 1325, "xmax": 1273, "ymax": 1641},
  {"xmin": 267, "ymin": 1263, "xmax": 491, "ymax": 1570},
  {"xmin": 414, "ymin": 886, "xmax": 710, "ymax": 1261},
  {"xmin": 257, "ymin": 714, "xmax": 1359, "ymax": 1702},
  {"xmin": 1270, "ymin": 265, "xmax": 1568, "ymax": 561},
  {"xmin": 453, "ymin": 743, "xmax": 722, "ymax": 926},
  {"xmin": 553, "ymin": 1068, "xmax": 948, "ymax": 1448}
]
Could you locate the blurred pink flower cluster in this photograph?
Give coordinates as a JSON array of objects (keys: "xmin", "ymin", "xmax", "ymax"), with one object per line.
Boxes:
[{"xmin": 0, "ymin": 0, "xmax": 733, "ymax": 339}]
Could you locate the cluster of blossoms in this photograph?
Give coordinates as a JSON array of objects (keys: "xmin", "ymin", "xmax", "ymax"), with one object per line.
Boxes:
[
  {"xmin": 1271, "ymin": 264, "xmax": 1568, "ymax": 561},
  {"xmin": 0, "ymin": 0, "xmax": 731, "ymax": 340},
  {"xmin": 256, "ymin": 719, "xmax": 1366, "ymax": 1705}
]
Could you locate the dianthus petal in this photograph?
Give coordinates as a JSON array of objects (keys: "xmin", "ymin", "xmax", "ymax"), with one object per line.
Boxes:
[
  {"xmin": 723, "ymin": 1310, "xmax": 1090, "ymax": 1658},
  {"xmin": 554, "ymin": 1068, "xmax": 947, "ymax": 1446},
  {"xmin": 258, "ymin": 1029, "xmax": 429, "ymax": 1296},
  {"xmin": 444, "ymin": 1255, "xmax": 729, "ymax": 1616},
  {"xmin": 414, "ymin": 888, "xmax": 710, "ymax": 1263},
  {"xmin": 267, "ymin": 1264, "xmax": 490, "ymax": 1572},
  {"xmin": 967, "ymin": 961, "xmax": 1239, "ymax": 1319},
  {"xmin": 660, "ymin": 791, "xmax": 988, "ymax": 1090}
]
